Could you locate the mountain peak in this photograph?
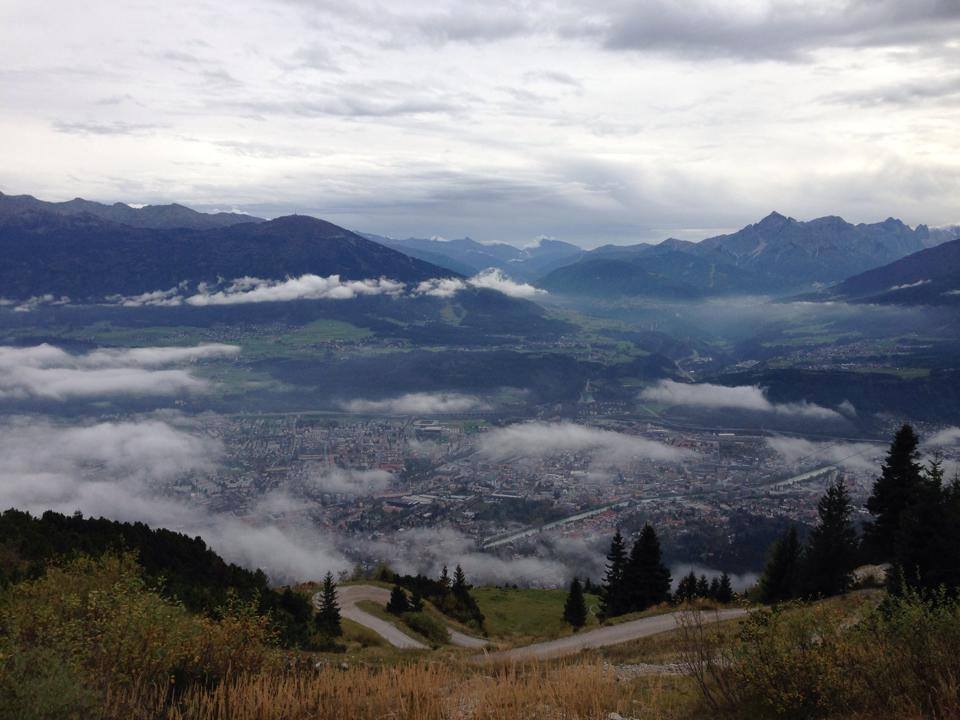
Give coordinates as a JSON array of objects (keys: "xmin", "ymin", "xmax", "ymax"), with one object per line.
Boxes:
[{"xmin": 757, "ymin": 211, "xmax": 790, "ymax": 229}]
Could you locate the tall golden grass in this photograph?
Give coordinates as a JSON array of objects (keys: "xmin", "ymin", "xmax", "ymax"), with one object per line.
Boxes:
[{"xmin": 103, "ymin": 659, "xmax": 684, "ymax": 720}]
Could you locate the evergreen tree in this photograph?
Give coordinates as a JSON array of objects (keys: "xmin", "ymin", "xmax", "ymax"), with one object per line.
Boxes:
[
  {"xmin": 894, "ymin": 455, "xmax": 960, "ymax": 593},
  {"xmin": 410, "ymin": 589, "xmax": 425, "ymax": 612},
  {"xmin": 695, "ymin": 574, "xmax": 710, "ymax": 598},
  {"xmin": 386, "ymin": 584, "xmax": 410, "ymax": 615},
  {"xmin": 582, "ymin": 577, "xmax": 596, "ymax": 595},
  {"xmin": 758, "ymin": 526, "xmax": 802, "ymax": 603},
  {"xmin": 623, "ymin": 524, "xmax": 672, "ymax": 611},
  {"xmin": 452, "ymin": 564, "xmax": 469, "ymax": 596},
  {"xmin": 675, "ymin": 571, "xmax": 698, "ymax": 604},
  {"xmin": 600, "ymin": 529, "xmax": 629, "ymax": 618},
  {"xmin": 716, "ymin": 572, "xmax": 734, "ymax": 603},
  {"xmin": 563, "ymin": 577, "xmax": 588, "ymax": 630},
  {"xmin": 864, "ymin": 424, "xmax": 924, "ymax": 561},
  {"xmin": 315, "ymin": 572, "xmax": 342, "ymax": 637},
  {"xmin": 439, "ymin": 565, "xmax": 451, "ymax": 591},
  {"xmin": 708, "ymin": 576, "xmax": 721, "ymax": 600},
  {"xmin": 803, "ymin": 479, "xmax": 859, "ymax": 598}
]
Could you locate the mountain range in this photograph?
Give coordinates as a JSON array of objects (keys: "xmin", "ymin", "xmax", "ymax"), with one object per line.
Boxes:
[
  {"xmin": 539, "ymin": 212, "xmax": 944, "ymax": 299},
  {"xmin": 363, "ymin": 233, "xmax": 584, "ymax": 280},
  {"xmin": 2, "ymin": 191, "xmax": 956, "ymax": 308},
  {"xmin": 0, "ymin": 190, "xmax": 263, "ymax": 229},
  {"xmin": 820, "ymin": 238, "xmax": 960, "ymax": 306},
  {"xmin": 0, "ymin": 208, "xmax": 452, "ymax": 301}
]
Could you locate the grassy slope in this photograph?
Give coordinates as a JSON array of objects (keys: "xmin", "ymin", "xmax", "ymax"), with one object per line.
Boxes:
[{"xmin": 473, "ymin": 587, "xmax": 603, "ymax": 644}]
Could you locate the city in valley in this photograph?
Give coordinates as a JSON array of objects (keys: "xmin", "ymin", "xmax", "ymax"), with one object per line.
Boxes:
[{"xmin": 175, "ymin": 408, "xmax": 955, "ymax": 582}]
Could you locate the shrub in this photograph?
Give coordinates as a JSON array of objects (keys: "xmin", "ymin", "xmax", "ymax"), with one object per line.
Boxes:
[
  {"xmin": 401, "ymin": 611, "xmax": 450, "ymax": 647},
  {"xmin": 0, "ymin": 553, "xmax": 277, "ymax": 717},
  {"xmin": 679, "ymin": 592, "xmax": 960, "ymax": 719}
]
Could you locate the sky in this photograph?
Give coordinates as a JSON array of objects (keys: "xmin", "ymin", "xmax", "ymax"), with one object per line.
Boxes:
[{"xmin": 1, "ymin": 0, "xmax": 959, "ymax": 247}]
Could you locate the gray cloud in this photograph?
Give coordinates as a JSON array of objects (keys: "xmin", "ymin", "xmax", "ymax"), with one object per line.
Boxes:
[
  {"xmin": 0, "ymin": 344, "xmax": 239, "ymax": 400},
  {"xmin": 766, "ymin": 436, "xmax": 883, "ymax": 473},
  {"xmin": 575, "ymin": 0, "xmax": 960, "ymax": 61},
  {"xmin": 342, "ymin": 392, "xmax": 490, "ymax": 415},
  {"xmin": 641, "ymin": 380, "xmax": 842, "ymax": 420},
  {"xmin": 362, "ymin": 526, "xmax": 576, "ymax": 587},
  {"xmin": 477, "ymin": 421, "xmax": 693, "ymax": 465},
  {"xmin": 924, "ymin": 426, "xmax": 960, "ymax": 447},
  {"xmin": 304, "ymin": 465, "xmax": 394, "ymax": 494},
  {"xmin": 828, "ymin": 74, "xmax": 960, "ymax": 107},
  {"xmin": 52, "ymin": 120, "xmax": 160, "ymax": 136},
  {"xmin": 0, "ymin": 414, "xmax": 350, "ymax": 582}
]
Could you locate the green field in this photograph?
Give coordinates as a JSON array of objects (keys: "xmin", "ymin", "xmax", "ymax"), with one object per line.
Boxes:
[{"xmin": 473, "ymin": 586, "xmax": 603, "ymax": 643}]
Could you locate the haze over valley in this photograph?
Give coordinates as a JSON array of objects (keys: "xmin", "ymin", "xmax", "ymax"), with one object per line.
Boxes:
[{"xmin": 2, "ymin": 189, "xmax": 958, "ymax": 586}]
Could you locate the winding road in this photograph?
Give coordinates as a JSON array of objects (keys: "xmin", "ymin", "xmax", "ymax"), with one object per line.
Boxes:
[
  {"xmin": 316, "ymin": 585, "xmax": 488, "ymax": 650},
  {"xmin": 317, "ymin": 585, "xmax": 748, "ymax": 660},
  {"xmin": 477, "ymin": 608, "xmax": 749, "ymax": 662}
]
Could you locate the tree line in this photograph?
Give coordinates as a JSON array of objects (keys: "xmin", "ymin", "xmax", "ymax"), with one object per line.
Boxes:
[
  {"xmin": 562, "ymin": 522, "xmax": 737, "ymax": 630},
  {"xmin": 377, "ymin": 563, "xmax": 485, "ymax": 630},
  {"xmin": 0, "ymin": 508, "xmax": 316, "ymax": 647},
  {"xmin": 759, "ymin": 423, "xmax": 960, "ymax": 602}
]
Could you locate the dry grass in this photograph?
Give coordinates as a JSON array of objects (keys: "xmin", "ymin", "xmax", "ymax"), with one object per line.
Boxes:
[{"xmin": 102, "ymin": 659, "xmax": 689, "ymax": 720}]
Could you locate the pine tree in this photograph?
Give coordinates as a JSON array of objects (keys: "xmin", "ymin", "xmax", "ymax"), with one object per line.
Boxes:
[
  {"xmin": 452, "ymin": 564, "xmax": 469, "ymax": 597},
  {"xmin": 695, "ymin": 574, "xmax": 710, "ymax": 598},
  {"xmin": 623, "ymin": 524, "xmax": 672, "ymax": 611},
  {"xmin": 803, "ymin": 479, "xmax": 859, "ymax": 598},
  {"xmin": 315, "ymin": 572, "xmax": 342, "ymax": 637},
  {"xmin": 563, "ymin": 577, "xmax": 588, "ymax": 630},
  {"xmin": 759, "ymin": 526, "xmax": 801, "ymax": 603},
  {"xmin": 386, "ymin": 584, "xmax": 410, "ymax": 615},
  {"xmin": 439, "ymin": 565, "xmax": 451, "ymax": 591},
  {"xmin": 894, "ymin": 454, "xmax": 959, "ymax": 593},
  {"xmin": 600, "ymin": 529, "xmax": 629, "ymax": 618},
  {"xmin": 716, "ymin": 572, "xmax": 734, "ymax": 603},
  {"xmin": 708, "ymin": 576, "xmax": 721, "ymax": 600},
  {"xmin": 410, "ymin": 589, "xmax": 425, "ymax": 612},
  {"xmin": 864, "ymin": 424, "xmax": 924, "ymax": 561},
  {"xmin": 675, "ymin": 571, "xmax": 698, "ymax": 604}
]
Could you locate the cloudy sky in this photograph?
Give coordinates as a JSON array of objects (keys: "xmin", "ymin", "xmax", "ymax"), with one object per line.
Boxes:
[{"xmin": 1, "ymin": 0, "xmax": 959, "ymax": 246}]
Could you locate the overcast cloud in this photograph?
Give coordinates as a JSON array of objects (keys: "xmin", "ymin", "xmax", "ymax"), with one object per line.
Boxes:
[{"xmin": 1, "ymin": 1, "xmax": 958, "ymax": 245}]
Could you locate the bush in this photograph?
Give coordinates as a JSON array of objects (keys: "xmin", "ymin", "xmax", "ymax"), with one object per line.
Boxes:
[
  {"xmin": 0, "ymin": 553, "xmax": 278, "ymax": 717},
  {"xmin": 401, "ymin": 612, "xmax": 450, "ymax": 647},
  {"xmin": 679, "ymin": 592, "xmax": 960, "ymax": 719}
]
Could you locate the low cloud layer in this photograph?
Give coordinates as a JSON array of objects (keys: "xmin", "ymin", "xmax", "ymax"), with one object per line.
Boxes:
[
  {"xmin": 0, "ymin": 343, "xmax": 239, "ymax": 400},
  {"xmin": 342, "ymin": 392, "xmax": 490, "ymax": 415},
  {"xmin": 415, "ymin": 268, "xmax": 546, "ymax": 299},
  {"xmin": 305, "ymin": 465, "xmax": 394, "ymax": 495},
  {"xmin": 925, "ymin": 427, "xmax": 960, "ymax": 447},
  {"xmin": 185, "ymin": 275, "xmax": 407, "ymax": 306},
  {"xmin": 105, "ymin": 270, "xmax": 545, "ymax": 307},
  {"xmin": 477, "ymin": 421, "xmax": 692, "ymax": 465},
  {"xmin": 362, "ymin": 526, "xmax": 593, "ymax": 588},
  {"xmin": 641, "ymin": 380, "xmax": 841, "ymax": 420},
  {"xmin": 0, "ymin": 414, "xmax": 350, "ymax": 582},
  {"xmin": 766, "ymin": 436, "xmax": 883, "ymax": 473}
]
